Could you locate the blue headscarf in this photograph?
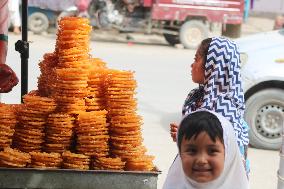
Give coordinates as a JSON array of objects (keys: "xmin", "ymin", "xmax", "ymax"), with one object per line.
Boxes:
[{"xmin": 182, "ymin": 37, "xmax": 249, "ymax": 146}]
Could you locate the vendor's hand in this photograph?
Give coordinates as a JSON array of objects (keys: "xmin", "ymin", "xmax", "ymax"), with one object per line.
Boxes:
[
  {"xmin": 170, "ymin": 123, "xmax": 178, "ymax": 142},
  {"xmin": 0, "ymin": 64, "xmax": 19, "ymax": 93}
]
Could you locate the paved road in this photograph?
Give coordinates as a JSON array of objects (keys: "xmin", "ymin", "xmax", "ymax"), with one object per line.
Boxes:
[{"xmin": 3, "ymin": 16, "xmax": 279, "ymax": 189}]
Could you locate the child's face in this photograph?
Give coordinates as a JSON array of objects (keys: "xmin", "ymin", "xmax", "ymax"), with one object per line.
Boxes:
[
  {"xmin": 180, "ymin": 131, "xmax": 225, "ymax": 183},
  {"xmin": 191, "ymin": 49, "xmax": 205, "ymax": 84}
]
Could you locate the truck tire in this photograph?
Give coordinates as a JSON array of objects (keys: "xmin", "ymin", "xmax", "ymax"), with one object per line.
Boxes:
[
  {"xmin": 179, "ymin": 20, "xmax": 209, "ymax": 49},
  {"xmin": 245, "ymin": 88, "xmax": 284, "ymax": 150},
  {"xmin": 163, "ymin": 34, "xmax": 180, "ymax": 46},
  {"xmin": 28, "ymin": 12, "xmax": 49, "ymax": 34},
  {"xmin": 222, "ymin": 24, "xmax": 242, "ymax": 38}
]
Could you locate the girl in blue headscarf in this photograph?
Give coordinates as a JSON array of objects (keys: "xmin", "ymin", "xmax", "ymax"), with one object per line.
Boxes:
[{"xmin": 170, "ymin": 37, "xmax": 250, "ymax": 175}]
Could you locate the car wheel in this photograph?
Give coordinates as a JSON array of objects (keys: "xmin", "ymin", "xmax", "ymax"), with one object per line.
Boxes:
[
  {"xmin": 28, "ymin": 12, "xmax": 49, "ymax": 34},
  {"xmin": 163, "ymin": 34, "xmax": 180, "ymax": 46},
  {"xmin": 245, "ymin": 88, "xmax": 284, "ymax": 150},
  {"xmin": 179, "ymin": 20, "xmax": 209, "ymax": 49}
]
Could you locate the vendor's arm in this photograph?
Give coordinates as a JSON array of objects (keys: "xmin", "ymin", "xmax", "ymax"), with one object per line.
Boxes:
[
  {"xmin": 0, "ymin": 0, "xmax": 19, "ymax": 93},
  {"xmin": 0, "ymin": 39, "xmax": 19, "ymax": 93},
  {"xmin": 0, "ymin": 39, "xmax": 7, "ymax": 65},
  {"xmin": 0, "ymin": 0, "xmax": 8, "ymax": 65}
]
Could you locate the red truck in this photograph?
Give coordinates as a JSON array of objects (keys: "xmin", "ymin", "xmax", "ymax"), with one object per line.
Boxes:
[
  {"xmin": 29, "ymin": 0, "xmax": 244, "ymax": 48},
  {"xmin": 87, "ymin": 0, "xmax": 244, "ymax": 48}
]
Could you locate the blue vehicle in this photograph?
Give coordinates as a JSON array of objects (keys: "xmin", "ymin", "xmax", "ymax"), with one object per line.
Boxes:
[
  {"xmin": 28, "ymin": 6, "xmax": 59, "ymax": 34},
  {"xmin": 28, "ymin": 0, "xmax": 76, "ymax": 34}
]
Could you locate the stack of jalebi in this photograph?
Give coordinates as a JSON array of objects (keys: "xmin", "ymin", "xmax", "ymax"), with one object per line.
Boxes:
[
  {"xmin": 90, "ymin": 58, "xmax": 107, "ymax": 68},
  {"xmin": 52, "ymin": 17, "xmax": 92, "ymax": 114},
  {"xmin": 44, "ymin": 113, "xmax": 75, "ymax": 153},
  {"xmin": 37, "ymin": 52, "xmax": 58, "ymax": 97},
  {"xmin": 75, "ymin": 111, "xmax": 109, "ymax": 157},
  {"xmin": 13, "ymin": 93, "xmax": 57, "ymax": 152},
  {"xmin": 55, "ymin": 17, "xmax": 91, "ymax": 54},
  {"xmin": 125, "ymin": 155, "xmax": 155, "ymax": 171},
  {"xmin": 62, "ymin": 151, "xmax": 90, "ymax": 170},
  {"xmin": 0, "ymin": 147, "xmax": 31, "ymax": 168},
  {"xmin": 105, "ymin": 69, "xmax": 138, "ymax": 117},
  {"xmin": 55, "ymin": 96, "xmax": 87, "ymax": 114},
  {"xmin": 29, "ymin": 151, "xmax": 62, "ymax": 168},
  {"xmin": 105, "ymin": 70, "xmax": 155, "ymax": 171},
  {"xmin": 85, "ymin": 58, "xmax": 108, "ymax": 111},
  {"xmin": 0, "ymin": 104, "xmax": 17, "ymax": 150},
  {"xmin": 93, "ymin": 157, "xmax": 125, "ymax": 171},
  {"xmin": 0, "ymin": 17, "xmax": 156, "ymax": 172},
  {"xmin": 53, "ymin": 68, "xmax": 89, "ymax": 114}
]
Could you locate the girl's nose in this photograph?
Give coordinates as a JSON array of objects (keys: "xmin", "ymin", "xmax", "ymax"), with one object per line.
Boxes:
[{"xmin": 196, "ymin": 154, "xmax": 207, "ymax": 165}]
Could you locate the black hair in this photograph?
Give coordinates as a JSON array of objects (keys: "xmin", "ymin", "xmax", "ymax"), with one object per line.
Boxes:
[
  {"xmin": 177, "ymin": 111, "xmax": 223, "ymax": 152},
  {"xmin": 197, "ymin": 38, "xmax": 212, "ymax": 68}
]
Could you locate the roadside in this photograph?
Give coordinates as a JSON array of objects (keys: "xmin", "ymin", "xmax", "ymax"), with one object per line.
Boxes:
[
  {"xmin": 87, "ymin": 15, "xmax": 276, "ymax": 48},
  {"xmin": 42, "ymin": 13, "xmax": 276, "ymax": 47}
]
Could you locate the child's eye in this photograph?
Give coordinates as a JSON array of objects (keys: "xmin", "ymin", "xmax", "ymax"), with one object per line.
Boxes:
[
  {"xmin": 186, "ymin": 147, "xmax": 197, "ymax": 154},
  {"xmin": 208, "ymin": 148, "xmax": 219, "ymax": 155}
]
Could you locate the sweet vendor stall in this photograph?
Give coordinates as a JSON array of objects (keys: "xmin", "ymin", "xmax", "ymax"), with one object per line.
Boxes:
[{"xmin": 0, "ymin": 0, "xmax": 160, "ymax": 188}]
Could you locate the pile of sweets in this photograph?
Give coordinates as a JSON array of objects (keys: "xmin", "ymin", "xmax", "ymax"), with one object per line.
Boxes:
[{"xmin": 0, "ymin": 17, "xmax": 154, "ymax": 171}]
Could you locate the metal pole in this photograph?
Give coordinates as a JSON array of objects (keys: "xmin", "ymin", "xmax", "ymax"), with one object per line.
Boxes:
[
  {"xmin": 15, "ymin": 0, "xmax": 29, "ymax": 103},
  {"xmin": 22, "ymin": 0, "xmax": 28, "ymax": 43}
]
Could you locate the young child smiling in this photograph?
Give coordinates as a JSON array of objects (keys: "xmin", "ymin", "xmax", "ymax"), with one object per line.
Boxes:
[{"xmin": 164, "ymin": 110, "xmax": 249, "ymax": 189}]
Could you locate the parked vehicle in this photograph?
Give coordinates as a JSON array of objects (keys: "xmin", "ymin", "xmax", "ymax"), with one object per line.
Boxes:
[
  {"xmin": 28, "ymin": 6, "xmax": 59, "ymax": 34},
  {"xmin": 27, "ymin": 0, "xmax": 78, "ymax": 34},
  {"xmin": 61, "ymin": 0, "xmax": 245, "ymax": 49},
  {"xmin": 236, "ymin": 29, "xmax": 284, "ymax": 150}
]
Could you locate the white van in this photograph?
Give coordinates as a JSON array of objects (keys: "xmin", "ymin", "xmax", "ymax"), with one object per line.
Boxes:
[{"xmin": 236, "ymin": 29, "xmax": 284, "ymax": 150}]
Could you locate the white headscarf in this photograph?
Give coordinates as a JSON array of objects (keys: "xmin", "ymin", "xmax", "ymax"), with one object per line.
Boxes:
[{"xmin": 163, "ymin": 109, "xmax": 249, "ymax": 189}]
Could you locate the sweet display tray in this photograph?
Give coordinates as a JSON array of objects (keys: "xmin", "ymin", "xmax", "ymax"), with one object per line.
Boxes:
[{"xmin": 0, "ymin": 167, "xmax": 161, "ymax": 189}]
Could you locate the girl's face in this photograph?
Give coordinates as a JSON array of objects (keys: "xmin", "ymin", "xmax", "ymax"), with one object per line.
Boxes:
[
  {"xmin": 191, "ymin": 48, "xmax": 205, "ymax": 84},
  {"xmin": 180, "ymin": 131, "xmax": 225, "ymax": 183}
]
